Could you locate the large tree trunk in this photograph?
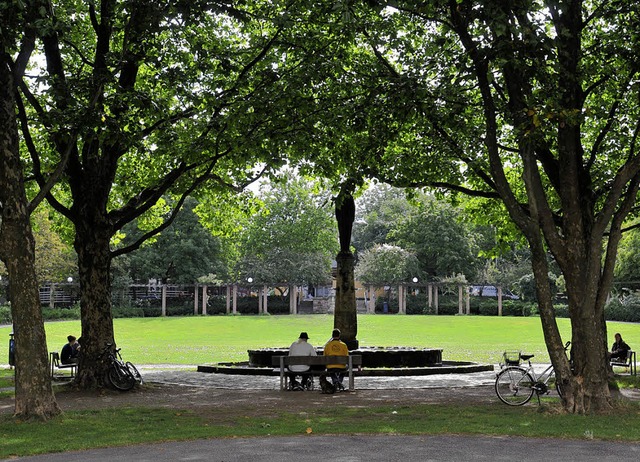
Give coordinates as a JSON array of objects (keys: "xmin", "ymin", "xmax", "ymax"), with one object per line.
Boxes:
[
  {"xmin": 0, "ymin": 58, "xmax": 60, "ymax": 419},
  {"xmin": 334, "ymin": 185, "xmax": 358, "ymax": 349},
  {"xmin": 520, "ymin": 145, "xmax": 614, "ymax": 413},
  {"xmin": 562, "ymin": 253, "xmax": 613, "ymax": 413},
  {"xmin": 73, "ymin": 217, "xmax": 116, "ymax": 389},
  {"xmin": 334, "ymin": 251, "xmax": 357, "ymax": 348}
]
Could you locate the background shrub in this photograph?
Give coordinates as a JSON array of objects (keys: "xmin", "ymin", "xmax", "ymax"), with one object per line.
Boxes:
[
  {"xmin": 605, "ymin": 296, "xmax": 640, "ymax": 322},
  {"xmin": 42, "ymin": 305, "xmax": 81, "ymax": 321},
  {"xmin": 0, "ymin": 306, "xmax": 11, "ymax": 324},
  {"xmin": 112, "ymin": 307, "xmax": 145, "ymax": 318}
]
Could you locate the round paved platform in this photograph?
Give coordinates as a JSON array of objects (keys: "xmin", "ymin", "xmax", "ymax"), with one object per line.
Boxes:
[{"xmin": 139, "ymin": 365, "xmax": 499, "ymax": 390}]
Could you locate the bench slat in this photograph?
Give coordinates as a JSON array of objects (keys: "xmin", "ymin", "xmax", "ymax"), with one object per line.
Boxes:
[{"xmin": 271, "ymin": 355, "xmax": 362, "ymax": 366}]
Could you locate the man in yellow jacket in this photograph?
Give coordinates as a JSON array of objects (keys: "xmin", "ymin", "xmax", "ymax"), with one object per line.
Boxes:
[{"xmin": 324, "ymin": 328, "xmax": 349, "ymax": 390}]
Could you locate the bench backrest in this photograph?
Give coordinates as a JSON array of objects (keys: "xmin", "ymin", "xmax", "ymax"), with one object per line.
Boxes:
[
  {"xmin": 50, "ymin": 351, "xmax": 61, "ymax": 366},
  {"xmin": 272, "ymin": 355, "xmax": 362, "ymax": 367}
]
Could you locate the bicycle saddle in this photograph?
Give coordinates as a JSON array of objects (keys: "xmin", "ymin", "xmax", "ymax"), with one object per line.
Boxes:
[{"xmin": 520, "ymin": 354, "xmax": 535, "ymax": 360}]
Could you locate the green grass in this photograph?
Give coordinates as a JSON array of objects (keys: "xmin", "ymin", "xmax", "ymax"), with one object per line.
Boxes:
[
  {"xmin": 0, "ymin": 368, "xmax": 13, "ymax": 387},
  {"xmin": 1, "ymin": 401, "xmax": 640, "ymax": 458},
  {"xmin": 0, "ymin": 368, "xmax": 14, "ymax": 398},
  {"xmin": 0, "ymin": 315, "xmax": 639, "ymax": 457},
  {"xmin": 1, "ymin": 314, "xmax": 636, "ymax": 365}
]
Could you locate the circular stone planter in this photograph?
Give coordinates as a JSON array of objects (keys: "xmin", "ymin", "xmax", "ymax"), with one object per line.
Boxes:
[{"xmin": 247, "ymin": 347, "xmax": 443, "ymax": 369}]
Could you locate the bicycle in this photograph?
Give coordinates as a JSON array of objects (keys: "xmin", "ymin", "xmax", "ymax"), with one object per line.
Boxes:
[
  {"xmin": 495, "ymin": 341, "xmax": 570, "ymax": 406},
  {"xmin": 99, "ymin": 343, "xmax": 143, "ymax": 391}
]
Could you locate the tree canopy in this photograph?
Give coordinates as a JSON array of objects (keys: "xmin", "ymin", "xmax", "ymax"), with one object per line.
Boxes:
[
  {"xmin": 122, "ymin": 197, "xmax": 228, "ymax": 284},
  {"xmin": 234, "ymin": 171, "xmax": 338, "ymax": 286},
  {"xmin": 340, "ymin": 0, "xmax": 640, "ymax": 413},
  {"xmin": 353, "ymin": 184, "xmax": 488, "ymax": 281},
  {"xmin": 12, "ymin": 0, "xmax": 326, "ymax": 387}
]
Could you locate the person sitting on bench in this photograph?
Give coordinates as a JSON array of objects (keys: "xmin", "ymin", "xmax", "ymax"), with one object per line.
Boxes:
[
  {"xmin": 61, "ymin": 335, "xmax": 80, "ymax": 365},
  {"xmin": 609, "ymin": 333, "xmax": 630, "ymax": 362},
  {"xmin": 287, "ymin": 332, "xmax": 316, "ymax": 390},
  {"xmin": 324, "ymin": 328, "xmax": 349, "ymax": 390}
]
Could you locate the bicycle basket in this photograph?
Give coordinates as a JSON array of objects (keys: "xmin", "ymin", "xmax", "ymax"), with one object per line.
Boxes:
[{"xmin": 502, "ymin": 350, "xmax": 521, "ymax": 366}]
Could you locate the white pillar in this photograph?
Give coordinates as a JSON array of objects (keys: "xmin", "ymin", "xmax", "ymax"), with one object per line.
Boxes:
[
  {"xmin": 465, "ymin": 286, "xmax": 470, "ymax": 314},
  {"xmin": 232, "ymin": 284, "xmax": 238, "ymax": 314},
  {"xmin": 161, "ymin": 285, "xmax": 167, "ymax": 316},
  {"xmin": 202, "ymin": 285, "xmax": 208, "ymax": 315},
  {"xmin": 367, "ymin": 286, "xmax": 376, "ymax": 313},
  {"xmin": 226, "ymin": 285, "xmax": 231, "ymax": 314},
  {"xmin": 263, "ymin": 285, "xmax": 268, "ymax": 314},
  {"xmin": 194, "ymin": 284, "xmax": 199, "ymax": 315},
  {"xmin": 458, "ymin": 285, "xmax": 464, "ymax": 314},
  {"xmin": 290, "ymin": 286, "xmax": 298, "ymax": 314},
  {"xmin": 498, "ymin": 286, "xmax": 503, "ymax": 316}
]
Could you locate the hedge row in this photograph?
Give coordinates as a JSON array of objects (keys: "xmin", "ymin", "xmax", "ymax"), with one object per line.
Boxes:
[
  {"xmin": 0, "ymin": 295, "xmax": 637, "ymax": 323},
  {"xmin": 376, "ymin": 293, "xmax": 639, "ymax": 322}
]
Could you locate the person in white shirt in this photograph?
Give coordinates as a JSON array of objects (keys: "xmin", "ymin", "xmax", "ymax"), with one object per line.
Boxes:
[{"xmin": 287, "ymin": 332, "xmax": 317, "ymax": 390}]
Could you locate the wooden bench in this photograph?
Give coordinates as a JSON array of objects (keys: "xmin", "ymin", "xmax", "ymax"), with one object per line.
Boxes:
[
  {"xmin": 272, "ymin": 355, "xmax": 363, "ymax": 391},
  {"xmin": 610, "ymin": 350, "xmax": 637, "ymax": 375},
  {"xmin": 49, "ymin": 352, "xmax": 77, "ymax": 378}
]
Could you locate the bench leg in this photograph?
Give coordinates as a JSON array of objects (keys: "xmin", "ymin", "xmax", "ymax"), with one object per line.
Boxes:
[
  {"xmin": 348, "ymin": 357, "xmax": 354, "ymax": 391},
  {"xmin": 279, "ymin": 357, "xmax": 285, "ymax": 391}
]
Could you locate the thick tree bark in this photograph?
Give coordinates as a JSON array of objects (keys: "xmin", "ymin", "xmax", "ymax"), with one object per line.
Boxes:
[
  {"xmin": 334, "ymin": 251, "xmax": 357, "ymax": 348},
  {"xmin": 72, "ymin": 210, "xmax": 116, "ymax": 388},
  {"xmin": 0, "ymin": 57, "xmax": 60, "ymax": 419},
  {"xmin": 334, "ymin": 187, "xmax": 358, "ymax": 349}
]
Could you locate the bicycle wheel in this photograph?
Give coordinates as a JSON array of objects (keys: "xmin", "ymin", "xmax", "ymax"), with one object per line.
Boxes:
[
  {"xmin": 125, "ymin": 362, "xmax": 143, "ymax": 384},
  {"xmin": 495, "ymin": 367, "xmax": 535, "ymax": 406},
  {"xmin": 108, "ymin": 363, "xmax": 136, "ymax": 391}
]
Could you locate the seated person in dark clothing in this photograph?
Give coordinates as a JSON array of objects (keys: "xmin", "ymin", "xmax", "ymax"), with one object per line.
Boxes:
[
  {"xmin": 609, "ymin": 333, "xmax": 630, "ymax": 361},
  {"xmin": 61, "ymin": 335, "xmax": 80, "ymax": 364}
]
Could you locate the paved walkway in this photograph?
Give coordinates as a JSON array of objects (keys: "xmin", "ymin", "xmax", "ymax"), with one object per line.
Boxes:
[
  {"xmin": 138, "ymin": 365, "xmax": 499, "ymax": 390},
  {"xmin": 11, "ymin": 433, "xmax": 640, "ymax": 461},
  {"xmin": 139, "ymin": 364, "xmax": 640, "ymax": 399}
]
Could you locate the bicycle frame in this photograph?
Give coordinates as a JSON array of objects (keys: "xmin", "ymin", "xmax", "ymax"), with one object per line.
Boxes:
[{"xmin": 518, "ymin": 360, "xmax": 556, "ymax": 392}]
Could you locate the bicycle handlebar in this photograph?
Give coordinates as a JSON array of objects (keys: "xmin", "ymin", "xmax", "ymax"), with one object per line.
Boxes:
[{"xmin": 98, "ymin": 343, "xmax": 121, "ymax": 358}]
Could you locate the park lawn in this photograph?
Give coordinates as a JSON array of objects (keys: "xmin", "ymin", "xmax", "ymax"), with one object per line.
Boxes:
[
  {"xmin": 0, "ymin": 314, "xmax": 638, "ymax": 365},
  {"xmin": 8, "ymin": 315, "xmax": 549, "ymax": 365},
  {"xmin": 1, "ymin": 400, "xmax": 640, "ymax": 458}
]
